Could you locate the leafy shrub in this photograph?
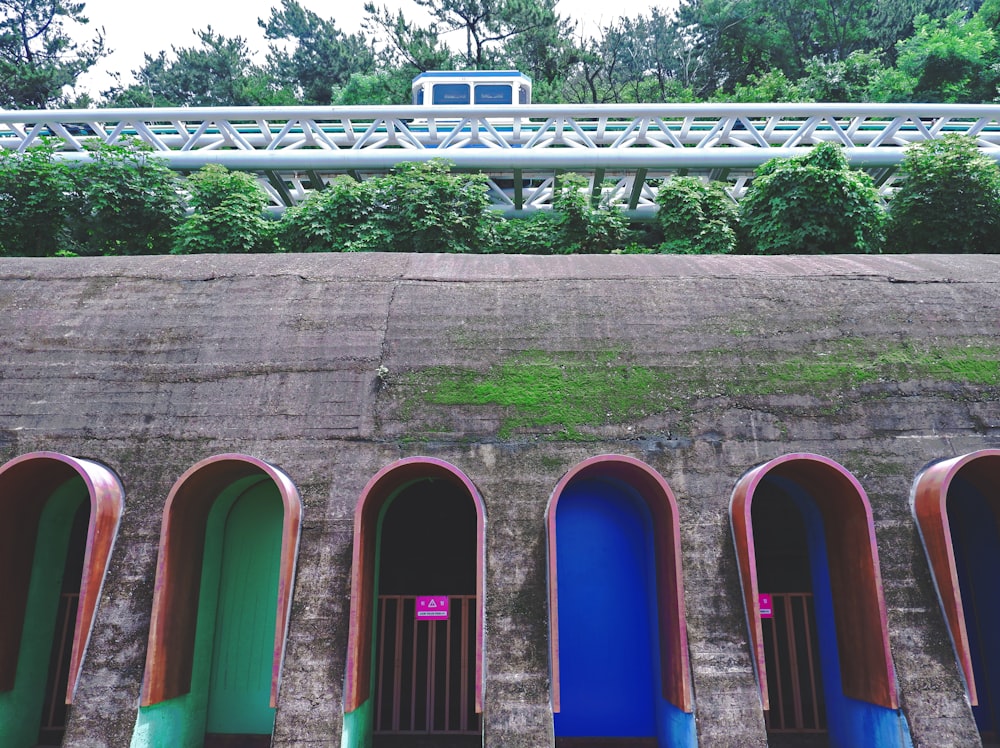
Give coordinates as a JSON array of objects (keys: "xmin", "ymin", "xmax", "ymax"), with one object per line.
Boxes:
[
  {"xmin": 740, "ymin": 143, "xmax": 885, "ymax": 254},
  {"xmin": 887, "ymin": 134, "xmax": 1000, "ymax": 253},
  {"xmin": 73, "ymin": 141, "xmax": 185, "ymax": 256},
  {"xmin": 172, "ymin": 165, "xmax": 275, "ymax": 254},
  {"xmin": 276, "ymin": 175, "xmax": 381, "ymax": 252},
  {"xmin": 655, "ymin": 176, "xmax": 738, "ymax": 254},
  {"xmin": 716, "ymin": 70, "xmax": 805, "ymax": 103},
  {"xmin": 548, "ymin": 173, "xmax": 630, "ymax": 254},
  {"xmin": 277, "ymin": 159, "xmax": 496, "ymax": 253},
  {"xmin": 492, "ymin": 213, "xmax": 556, "ymax": 254},
  {"xmin": 372, "ymin": 160, "xmax": 496, "ymax": 253},
  {"xmin": 491, "ymin": 175, "xmax": 631, "ymax": 254},
  {"xmin": 0, "ymin": 144, "xmax": 74, "ymax": 257}
]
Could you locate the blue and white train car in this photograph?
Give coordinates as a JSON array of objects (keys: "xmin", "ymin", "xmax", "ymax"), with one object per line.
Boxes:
[{"xmin": 411, "ymin": 70, "xmax": 532, "ymax": 106}]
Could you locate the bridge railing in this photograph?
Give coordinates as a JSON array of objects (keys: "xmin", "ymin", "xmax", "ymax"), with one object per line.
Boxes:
[{"xmin": 3, "ymin": 103, "xmax": 1000, "ymax": 211}]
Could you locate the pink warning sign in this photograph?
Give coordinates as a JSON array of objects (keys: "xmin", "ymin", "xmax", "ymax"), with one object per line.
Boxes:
[
  {"xmin": 759, "ymin": 593, "xmax": 774, "ymax": 619},
  {"xmin": 415, "ymin": 595, "xmax": 450, "ymax": 621}
]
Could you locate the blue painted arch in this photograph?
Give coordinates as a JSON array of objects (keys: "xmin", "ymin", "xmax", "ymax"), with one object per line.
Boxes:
[
  {"xmin": 731, "ymin": 454, "xmax": 912, "ymax": 748},
  {"xmin": 546, "ymin": 455, "xmax": 695, "ymax": 746}
]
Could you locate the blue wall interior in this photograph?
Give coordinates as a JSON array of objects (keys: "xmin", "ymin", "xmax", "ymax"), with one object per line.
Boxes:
[
  {"xmin": 762, "ymin": 476, "xmax": 912, "ymax": 748},
  {"xmin": 948, "ymin": 478, "xmax": 1000, "ymax": 736},
  {"xmin": 553, "ymin": 476, "xmax": 695, "ymax": 746}
]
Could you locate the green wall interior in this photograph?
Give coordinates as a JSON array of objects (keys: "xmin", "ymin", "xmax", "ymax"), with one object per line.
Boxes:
[
  {"xmin": 131, "ymin": 476, "xmax": 282, "ymax": 747},
  {"xmin": 0, "ymin": 477, "xmax": 86, "ymax": 748}
]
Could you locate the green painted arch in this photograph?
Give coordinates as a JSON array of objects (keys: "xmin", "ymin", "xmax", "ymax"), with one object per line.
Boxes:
[
  {"xmin": 0, "ymin": 451, "xmax": 124, "ymax": 748},
  {"xmin": 134, "ymin": 454, "xmax": 302, "ymax": 748}
]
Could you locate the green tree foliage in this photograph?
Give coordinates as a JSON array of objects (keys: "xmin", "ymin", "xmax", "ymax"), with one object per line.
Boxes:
[
  {"xmin": 700, "ymin": 0, "xmax": 879, "ymax": 82},
  {"xmin": 172, "ymin": 165, "xmax": 275, "ymax": 254},
  {"xmin": 0, "ymin": 0, "xmax": 105, "ymax": 107},
  {"xmin": 655, "ymin": 176, "xmax": 738, "ymax": 253},
  {"xmin": 260, "ymin": 0, "xmax": 374, "ymax": 104},
  {"xmin": 276, "ymin": 160, "xmax": 497, "ymax": 253},
  {"xmin": 887, "ymin": 135, "xmax": 1000, "ymax": 253},
  {"xmin": 565, "ymin": 10, "xmax": 695, "ymax": 103},
  {"xmin": 333, "ymin": 70, "xmax": 415, "ymax": 105},
  {"xmin": 893, "ymin": 12, "xmax": 999, "ymax": 102},
  {"xmin": 0, "ymin": 143, "xmax": 72, "ymax": 255},
  {"xmin": 105, "ymin": 28, "xmax": 291, "ymax": 107},
  {"xmin": 72, "ymin": 141, "xmax": 185, "ymax": 255},
  {"xmin": 412, "ymin": 0, "xmax": 564, "ymax": 69},
  {"xmin": 499, "ymin": 0, "xmax": 577, "ymax": 99},
  {"xmin": 869, "ymin": 0, "xmax": 966, "ymax": 62},
  {"xmin": 363, "ymin": 3, "xmax": 454, "ymax": 73},
  {"xmin": 739, "ymin": 143, "xmax": 885, "ymax": 254}
]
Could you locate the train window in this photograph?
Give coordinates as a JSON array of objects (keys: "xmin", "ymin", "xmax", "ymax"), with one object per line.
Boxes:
[
  {"xmin": 474, "ymin": 84, "xmax": 513, "ymax": 105},
  {"xmin": 432, "ymin": 84, "xmax": 471, "ymax": 105}
]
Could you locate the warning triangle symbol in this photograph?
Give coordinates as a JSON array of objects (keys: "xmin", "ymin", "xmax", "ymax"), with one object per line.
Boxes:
[{"xmin": 428, "ymin": 599, "xmax": 437, "ymax": 608}]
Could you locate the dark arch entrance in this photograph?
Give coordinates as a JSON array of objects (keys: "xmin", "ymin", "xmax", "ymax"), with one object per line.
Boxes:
[
  {"xmin": 374, "ymin": 480, "xmax": 478, "ymax": 744},
  {"xmin": 731, "ymin": 454, "xmax": 912, "ymax": 748},
  {"xmin": 0, "ymin": 452, "xmax": 124, "ymax": 748},
  {"xmin": 546, "ymin": 455, "xmax": 695, "ymax": 748},
  {"xmin": 343, "ymin": 458, "xmax": 486, "ymax": 748},
  {"xmin": 912, "ymin": 450, "xmax": 1000, "ymax": 744},
  {"xmin": 751, "ymin": 478, "xmax": 827, "ymax": 742}
]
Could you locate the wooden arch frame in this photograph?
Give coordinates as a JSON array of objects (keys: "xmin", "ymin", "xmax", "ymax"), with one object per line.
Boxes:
[
  {"xmin": 545, "ymin": 454, "xmax": 693, "ymax": 714},
  {"xmin": 140, "ymin": 454, "xmax": 302, "ymax": 707},
  {"xmin": 0, "ymin": 451, "xmax": 124, "ymax": 703},
  {"xmin": 730, "ymin": 452, "xmax": 897, "ymax": 711},
  {"xmin": 344, "ymin": 457, "xmax": 487, "ymax": 714},
  {"xmin": 911, "ymin": 448, "xmax": 1000, "ymax": 706}
]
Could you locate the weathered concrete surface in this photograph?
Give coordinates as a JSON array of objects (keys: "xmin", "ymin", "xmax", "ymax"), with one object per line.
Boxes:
[{"xmin": 1, "ymin": 253, "xmax": 998, "ymax": 747}]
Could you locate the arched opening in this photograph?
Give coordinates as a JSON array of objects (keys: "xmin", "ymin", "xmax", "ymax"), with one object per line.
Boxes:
[
  {"xmin": 343, "ymin": 458, "xmax": 485, "ymax": 748},
  {"xmin": 731, "ymin": 454, "xmax": 910, "ymax": 748},
  {"xmin": 134, "ymin": 455, "xmax": 302, "ymax": 748},
  {"xmin": 546, "ymin": 455, "xmax": 695, "ymax": 748},
  {"xmin": 912, "ymin": 450, "xmax": 1000, "ymax": 744},
  {"xmin": 0, "ymin": 451, "xmax": 124, "ymax": 748}
]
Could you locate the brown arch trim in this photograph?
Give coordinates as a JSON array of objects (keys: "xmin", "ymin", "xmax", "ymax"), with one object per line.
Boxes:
[
  {"xmin": 140, "ymin": 454, "xmax": 302, "ymax": 708},
  {"xmin": 730, "ymin": 453, "xmax": 897, "ymax": 710},
  {"xmin": 545, "ymin": 454, "xmax": 692, "ymax": 714},
  {"xmin": 911, "ymin": 449, "xmax": 1000, "ymax": 706},
  {"xmin": 344, "ymin": 457, "xmax": 486, "ymax": 714},
  {"xmin": 0, "ymin": 451, "xmax": 124, "ymax": 703}
]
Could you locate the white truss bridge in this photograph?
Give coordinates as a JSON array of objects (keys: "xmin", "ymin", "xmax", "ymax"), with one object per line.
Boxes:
[{"xmin": 3, "ymin": 103, "xmax": 1000, "ymax": 214}]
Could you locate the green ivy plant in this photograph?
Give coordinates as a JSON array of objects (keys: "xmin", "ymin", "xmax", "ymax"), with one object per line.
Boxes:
[
  {"xmin": 276, "ymin": 159, "xmax": 496, "ymax": 253},
  {"xmin": 887, "ymin": 134, "xmax": 1000, "ymax": 253},
  {"xmin": 655, "ymin": 176, "xmax": 738, "ymax": 254},
  {"xmin": 172, "ymin": 164, "xmax": 276, "ymax": 254},
  {"xmin": 0, "ymin": 143, "xmax": 74, "ymax": 257},
  {"xmin": 73, "ymin": 141, "xmax": 185, "ymax": 256},
  {"xmin": 739, "ymin": 142, "xmax": 885, "ymax": 254}
]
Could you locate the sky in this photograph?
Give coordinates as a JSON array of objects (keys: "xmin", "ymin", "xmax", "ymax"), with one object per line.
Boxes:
[{"xmin": 75, "ymin": 0, "xmax": 670, "ymax": 96}]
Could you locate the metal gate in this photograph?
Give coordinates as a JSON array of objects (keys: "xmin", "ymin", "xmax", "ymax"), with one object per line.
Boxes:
[
  {"xmin": 375, "ymin": 595, "xmax": 479, "ymax": 735},
  {"xmin": 763, "ymin": 592, "xmax": 826, "ymax": 733},
  {"xmin": 38, "ymin": 591, "xmax": 79, "ymax": 745}
]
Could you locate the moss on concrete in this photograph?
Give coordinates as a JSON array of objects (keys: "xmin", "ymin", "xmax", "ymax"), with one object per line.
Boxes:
[
  {"xmin": 403, "ymin": 350, "xmax": 677, "ymax": 439},
  {"xmin": 393, "ymin": 338, "xmax": 998, "ymax": 441}
]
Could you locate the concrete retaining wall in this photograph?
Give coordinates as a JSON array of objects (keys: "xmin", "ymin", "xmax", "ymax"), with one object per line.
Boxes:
[{"xmin": 2, "ymin": 253, "xmax": 998, "ymax": 747}]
